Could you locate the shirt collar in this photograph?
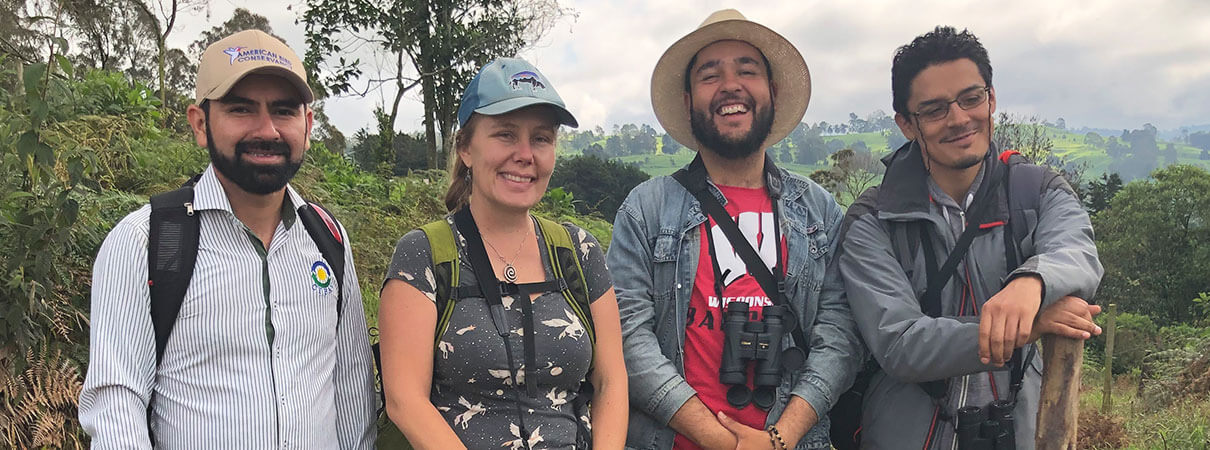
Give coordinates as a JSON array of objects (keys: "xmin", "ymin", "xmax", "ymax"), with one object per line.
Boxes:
[{"xmin": 192, "ymin": 164, "xmax": 300, "ymax": 229}]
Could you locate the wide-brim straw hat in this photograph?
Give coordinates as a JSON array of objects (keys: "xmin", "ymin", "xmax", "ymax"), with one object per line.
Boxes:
[{"xmin": 651, "ymin": 9, "xmax": 811, "ymax": 152}]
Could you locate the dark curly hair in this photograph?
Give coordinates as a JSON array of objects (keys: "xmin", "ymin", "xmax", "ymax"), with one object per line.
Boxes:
[{"xmin": 891, "ymin": 26, "xmax": 992, "ymax": 117}]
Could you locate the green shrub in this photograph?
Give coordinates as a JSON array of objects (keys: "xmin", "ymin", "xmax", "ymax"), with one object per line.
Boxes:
[{"xmin": 1090, "ymin": 312, "xmax": 1158, "ymax": 375}]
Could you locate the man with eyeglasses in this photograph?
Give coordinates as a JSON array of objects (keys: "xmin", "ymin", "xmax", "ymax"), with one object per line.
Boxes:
[{"xmin": 832, "ymin": 26, "xmax": 1103, "ymax": 449}]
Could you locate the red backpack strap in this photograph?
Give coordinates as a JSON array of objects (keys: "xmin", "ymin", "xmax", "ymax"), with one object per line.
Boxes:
[{"xmin": 308, "ymin": 201, "xmax": 343, "ymax": 244}]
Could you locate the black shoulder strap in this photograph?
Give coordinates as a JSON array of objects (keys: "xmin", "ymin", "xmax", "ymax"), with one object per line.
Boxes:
[
  {"xmin": 1000, "ymin": 152, "xmax": 1051, "ymax": 399},
  {"xmin": 919, "ymin": 161, "xmax": 1006, "ymax": 316},
  {"xmin": 146, "ymin": 174, "xmax": 202, "ymax": 445},
  {"xmin": 297, "ymin": 201, "xmax": 346, "ymax": 325},
  {"xmin": 452, "ymin": 207, "xmax": 539, "ymax": 398},
  {"xmin": 671, "ymin": 167, "xmax": 809, "ymax": 353},
  {"xmin": 148, "ymin": 174, "xmax": 203, "ymax": 365},
  {"xmin": 911, "ymin": 159, "xmax": 1004, "ymax": 403}
]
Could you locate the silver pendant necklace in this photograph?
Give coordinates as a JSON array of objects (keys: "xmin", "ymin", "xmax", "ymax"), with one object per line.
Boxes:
[{"xmin": 483, "ymin": 223, "xmax": 530, "ymax": 283}]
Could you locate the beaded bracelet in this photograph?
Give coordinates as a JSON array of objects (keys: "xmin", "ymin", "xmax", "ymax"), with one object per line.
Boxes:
[{"xmin": 766, "ymin": 425, "xmax": 789, "ymax": 450}]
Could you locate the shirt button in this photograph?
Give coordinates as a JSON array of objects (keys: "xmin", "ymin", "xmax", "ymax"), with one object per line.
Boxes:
[{"xmin": 676, "ymin": 283, "xmax": 682, "ymax": 289}]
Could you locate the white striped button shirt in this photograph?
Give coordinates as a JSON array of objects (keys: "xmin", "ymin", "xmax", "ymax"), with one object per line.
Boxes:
[{"xmin": 80, "ymin": 166, "xmax": 376, "ymax": 449}]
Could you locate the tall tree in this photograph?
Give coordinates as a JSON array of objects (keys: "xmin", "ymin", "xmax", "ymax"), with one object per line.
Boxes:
[
  {"xmin": 882, "ymin": 128, "xmax": 908, "ymax": 151},
  {"xmin": 189, "ymin": 8, "xmax": 281, "ymax": 59},
  {"xmin": 995, "ymin": 112, "xmax": 1086, "ymax": 195},
  {"xmin": 661, "ymin": 133, "xmax": 682, "ymax": 154},
  {"xmin": 0, "ymin": 0, "xmax": 50, "ymax": 64},
  {"xmin": 64, "ymin": 0, "xmax": 149, "ymax": 72},
  {"xmin": 1084, "ymin": 131, "xmax": 1105, "ymax": 148},
  {"xmin": 1083, "ymin": 172, "xmax": 1122, "ymax": 215},
  {"xmin": 789, "ymin": 122, "xmax": 826, "ymax": 165},
  {"xmin": 1094, "ymin": 164, "xmax": 1210, "ymax": 323},
  {"xmin": 130, "ymin": 0, "xmax": 207, "ymax": 125},
  {"xmin": 304, "ymin": 0, "xmax": 568, "ymax": 171},
  {"xmin": 312, "ymin": 102, "xmax": 347, "ymax": 155},
  {"xmin": 809, "ymin": 148, "xmax": 882, "ymax": 207},
  {"xmin": 1188, "ymin": 131, "xmax": 1210, "ymax": 151}
]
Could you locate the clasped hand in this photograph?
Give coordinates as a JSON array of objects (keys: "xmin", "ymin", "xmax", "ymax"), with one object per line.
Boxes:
[
  {"xmin": 979, "ymin": 275, "xmax": 1101, "ymax": 366},
  {"xmin": 712, "ymin": 411, "xmax": 776, "ymax": 450}
]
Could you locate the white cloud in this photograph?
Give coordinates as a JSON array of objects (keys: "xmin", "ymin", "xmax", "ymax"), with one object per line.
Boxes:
[{"xmin": 167, "ymin": 0, "xmax": 1210, "ymax": 135}]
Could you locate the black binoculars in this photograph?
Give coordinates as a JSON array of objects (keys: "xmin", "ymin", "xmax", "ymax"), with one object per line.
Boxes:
[
  {"xmin": 957, "ymin": 399, "xmax": 1016, "ymax": 450},
  {"xmin": 719, "ymin": 302, "xmax": 805, "ymax": 410}
]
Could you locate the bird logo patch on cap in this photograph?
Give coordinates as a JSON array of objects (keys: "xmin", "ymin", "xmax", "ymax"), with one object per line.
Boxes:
[
  {"xmin": 223, "ymin": 46, "xmax": 246, "ymax": 64},
  {"xmin": 509, "ymin": 71, "xmax": 546, "ymax": 91}
]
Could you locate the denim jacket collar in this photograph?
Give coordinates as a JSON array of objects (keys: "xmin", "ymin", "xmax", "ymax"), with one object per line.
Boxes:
[{"xmin": 678, "ymin": 152, "xmax": 786, "ymax": 198}]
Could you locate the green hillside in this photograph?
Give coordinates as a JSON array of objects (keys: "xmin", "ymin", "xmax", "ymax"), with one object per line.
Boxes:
[
  {"xmin": 602, "ymin": 125, "xmax": 1210, "ymax": 181},
  {"xmin": 1050, "ymin": 128, "xmax": 1210, "ymax": 174}
]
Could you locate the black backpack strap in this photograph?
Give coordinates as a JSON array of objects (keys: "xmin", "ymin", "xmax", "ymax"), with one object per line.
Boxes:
[
  {"xmin": 297, "ymin": 201, "xmax": 346, "ymax": 326},
  {"xmin": 671, "ymin": 166, "xmax": 809, "ymax": 355},
  {"xmin": 146, "ymin": 174, "xmax": 202, "ymax": 445},
  {"xmin": 999, "ymin": 151, "xmax": 1052, "ymax": 399},
  {"xmin": 452, "ymin": 207, "xmax": 540, "ymax": 399},
  {"xmin": 919, "ymin": 162, "xmax": 1005, "ymax": 311},
  {"xmin": 148, "ymin": 174, "xmax": 203, "ymax": 365},
  {"xmin": 913, "ymin": 159, "xmax": 1007, "ymax": 406}
]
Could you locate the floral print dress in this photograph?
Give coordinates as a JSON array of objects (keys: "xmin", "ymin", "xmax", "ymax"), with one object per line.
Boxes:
[{"xmin": 385, "ymin": 216, "xmax": 611, "ymax": 449}]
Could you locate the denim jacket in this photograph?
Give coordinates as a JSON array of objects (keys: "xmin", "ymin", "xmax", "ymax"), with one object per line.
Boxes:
[{"xmin": 607, "ymin": 154, "xmax": 862, "ymax": 450}]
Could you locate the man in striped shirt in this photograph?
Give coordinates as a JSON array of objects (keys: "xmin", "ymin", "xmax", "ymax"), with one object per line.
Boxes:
[{"xmin": 79, "ymin": 30, "xmax": 377, "ymax": 449}]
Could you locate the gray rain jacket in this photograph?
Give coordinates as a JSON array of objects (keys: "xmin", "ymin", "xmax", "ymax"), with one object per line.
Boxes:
[{"xmin": 838, "ymin": 142, "xmax": 1102, "ymax": 450}]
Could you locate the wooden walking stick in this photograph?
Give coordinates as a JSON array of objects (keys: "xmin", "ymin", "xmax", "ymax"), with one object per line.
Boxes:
[{"xmin": 1035, "ymin": 335, "xmax": 1084, "ymax": 449}]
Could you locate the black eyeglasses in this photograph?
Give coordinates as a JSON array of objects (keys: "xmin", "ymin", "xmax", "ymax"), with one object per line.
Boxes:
[{"xmin": 910, "ymin": 87, "xmax": 991, "ymax": 123}]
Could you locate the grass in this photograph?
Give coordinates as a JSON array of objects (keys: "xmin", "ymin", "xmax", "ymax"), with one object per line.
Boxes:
[
  {"xmin": 1079, "ymin": 366, "xmax": 1210, "ymax": 449},
  {"xmin": 825, "ymin": 131, "xmax": 893, "ymax": 152},
  {"xmin": 1041, "ymin": 127, "xmax": 1210, "ymax": 176}
]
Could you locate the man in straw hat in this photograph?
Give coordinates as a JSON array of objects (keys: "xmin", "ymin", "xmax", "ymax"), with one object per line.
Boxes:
[
  {"xmin": 607, "ymin": 9, "xmax": 862, "ymax": 450},
  {"xmin": 833, "ymin": 26, "xmax": 1102, "ymax": 449},
  {"xmin": 79, "ymin": 30, "xmax": 376, "ymax": 449}
]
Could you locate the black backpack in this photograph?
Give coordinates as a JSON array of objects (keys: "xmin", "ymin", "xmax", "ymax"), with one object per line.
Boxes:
[
  {"xmin": 146, "ymin": 174, "xmax": 348, "ymax": 364},
  {"xmin": 828, "ymin": 151, "xmax": 1063, "ymax": 449},
  {"xmin": 144, "ymin": 175, "xmax": 347, "ymax": 444}
]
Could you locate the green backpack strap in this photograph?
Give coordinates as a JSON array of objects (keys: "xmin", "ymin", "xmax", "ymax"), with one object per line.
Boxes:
[
  {"xmin": 534, "ymin": 216, "xmax": 596, "ymax": 352},
  {"xmin": 420, "ymin": 219, "xmax": 460, "ymax": 346}
]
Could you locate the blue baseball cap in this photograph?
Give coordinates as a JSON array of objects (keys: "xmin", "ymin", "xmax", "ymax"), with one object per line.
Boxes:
[{"xmin": 457, "ymin": 57, "xmax": 578, "ymax": 128}]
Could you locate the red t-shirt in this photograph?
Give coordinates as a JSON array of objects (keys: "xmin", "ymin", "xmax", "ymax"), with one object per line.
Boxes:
[{"xmin": 674, "ymin": 185, "xmax": 785, "ymax": 450}]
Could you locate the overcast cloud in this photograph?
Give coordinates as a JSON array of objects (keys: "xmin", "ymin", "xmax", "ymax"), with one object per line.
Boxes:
[{"xmin": 170, "ymin": 0, "xmax": 1210, "ymax": 135}]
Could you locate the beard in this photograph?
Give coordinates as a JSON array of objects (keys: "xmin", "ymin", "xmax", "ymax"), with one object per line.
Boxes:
[
  {"xmin": 206, "ymin": 124, "xmax": 302, "ymax": 195},
  {"xmin": 923, "ymin": 122, "xmax": 989, "ymax": 171},
  {"xmin": 689, "ymin": 97, "xmax": 775, "ymax": 160},
  {"xmin": 926, "ymin": 152, "xmax": 984, "ymax": 171}
]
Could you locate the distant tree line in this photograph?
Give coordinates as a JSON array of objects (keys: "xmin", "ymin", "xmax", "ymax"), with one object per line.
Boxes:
[
  {"xmin": 1081, "ymin": 123, "xmax": 1201, "ymax": 180},
  {"xmin": 559, "ymin": 110, "xmax": 907, "ymax": 166}
]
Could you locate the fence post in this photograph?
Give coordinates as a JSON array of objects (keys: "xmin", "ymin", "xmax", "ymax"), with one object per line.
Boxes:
[
  {"xmin": 1036, "ymin": 335, "xmax": 1084, "ymax": 450},
  {"xmin": 1101, "ymin": 303, "xmax": 1117, "ymax": 413}
]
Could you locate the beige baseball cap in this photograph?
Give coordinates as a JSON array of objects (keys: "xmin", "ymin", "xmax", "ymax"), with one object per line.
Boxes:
[{"xmin": 195, "ymin": 29, "xmax": 314, "ymax": 104}]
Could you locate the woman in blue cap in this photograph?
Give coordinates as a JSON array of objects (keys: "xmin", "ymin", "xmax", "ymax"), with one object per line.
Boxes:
[{"xmin": 378, "ymin": 58, "xmax": 628, "ymax": 449}]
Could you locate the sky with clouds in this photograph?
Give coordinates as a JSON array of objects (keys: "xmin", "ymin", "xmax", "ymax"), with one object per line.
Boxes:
[{"xmin": 170, "ymin": 0, "xmax": 1210, "ymax": 136}]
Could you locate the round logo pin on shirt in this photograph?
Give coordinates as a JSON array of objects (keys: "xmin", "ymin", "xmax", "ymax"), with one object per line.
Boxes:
[{"xmin": 311, "ymin": 260, "xmax": 332, "ymax": 288}]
